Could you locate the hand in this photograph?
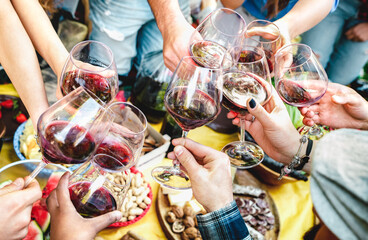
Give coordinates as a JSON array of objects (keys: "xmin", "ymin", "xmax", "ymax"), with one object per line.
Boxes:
[
  {"xmin": 167, "ymin": 138, "xmax": 233, "ymax": 212},
  {"xmin": 345, "ymin": 22, "xmax": 368, "ymax": 42},
  {"xmin": 299, "ymin": 82, "xmax": 368, "ymax": 130},
  {"xmin": 47, "ymin": 172, "xmax": 122, "ymax": 240},
  {"xmin": 162, "ymin": 19, "xmax": 195, "ymax": 72},
  {"xmin": 238, "ymin": 89, "xmax": 301, "ymax": 164},
  {"xmin": 0, "ymin": 178, "xmax": 41, "ymax": 240}
]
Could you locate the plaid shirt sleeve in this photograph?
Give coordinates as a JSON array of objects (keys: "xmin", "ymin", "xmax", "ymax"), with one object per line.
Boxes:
[{"xmin": 197, "ymin": 201, "xmax": 251, "ymax": 240}]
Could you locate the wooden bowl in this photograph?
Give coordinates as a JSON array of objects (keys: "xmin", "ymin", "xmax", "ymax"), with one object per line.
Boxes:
[{"xmin": 249, "ymin": 163, "xmax": 298, "ymax": 186}]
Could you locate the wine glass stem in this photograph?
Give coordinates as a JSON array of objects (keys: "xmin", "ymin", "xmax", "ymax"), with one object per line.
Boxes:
[
  {"xmin": 172, "ymin": 130, "xmax": 188, "ymax": 172},
  {"xmin": 24, "ymin": 160, "xmax": 48, "ymax": 187},
  {"xmin": 239, "ymin": 115, "xmax": 246, "ymax": 143}
]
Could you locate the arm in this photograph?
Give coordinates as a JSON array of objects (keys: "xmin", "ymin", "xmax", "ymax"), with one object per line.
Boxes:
[
  {"xmin": 0, "ymin": 0, "xmax": 49, "ymax": 126},
  {"xmin": 299, "ymin": 83, "xmax": 368, "ymax": 130},
  {"xmin": 220, "ymin": 0, "xmax": 244, "ymax": 9},
  {"xmin": 274, "ymin": 0, "xmax": 335, "ymax": 40},
  {"xmin": 11, "ymin": 0, "xmax": 68, "ymax": 80},
  {"xmin": 167, "ymin": 139, "xmax": 250, "ymax": 239},
  {"xmin": 147, "ymin": 0, "xmax": 195, "ymax": 72},
  {"xmin": 0, "ymin": 178, "xmax": 42, "ymax": 240},
  {"xmin": 47, "ymin": 172, "xmax": 122, "ymax": 240}
]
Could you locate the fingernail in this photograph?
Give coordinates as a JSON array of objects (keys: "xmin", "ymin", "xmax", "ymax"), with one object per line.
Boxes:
[
  {"xmin": 249, "ymin": 98, "xmax": 256, "ymax": 109},
  {"xmin": 13, "ymin": 178, "xmax": 23, "ymax": 187},
  {"xmin": 174, "ymin": 146, "xmax": 184, "ymax": 156},
  {"xmin": 112, "ymin": 211, "xmax": 122, "ymax": 221}
]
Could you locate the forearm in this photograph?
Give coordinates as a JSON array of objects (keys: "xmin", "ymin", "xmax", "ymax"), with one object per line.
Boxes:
[
  {"xmin": 274, "ymin": 0, "xmax": 334, "ymax": 39},
  {"xmin": 11, "ymin": 0, "xmax": 68, "ymax": 78},
  {"xmin": 0, "ymin": 0, "xmax": 49, "ymax": 125},
  {"xmin": 220, "ymin": 0, "xmax": 244, "ymax": 9},
  {"xmin": 148, "ymin": 0, "xmax": 187, "ymax": 34}
]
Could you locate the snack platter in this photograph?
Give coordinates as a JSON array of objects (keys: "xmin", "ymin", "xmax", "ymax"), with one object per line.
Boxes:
[{"xmin": 157, "ymin": 170, "xmax": 280, "ymax": 240}]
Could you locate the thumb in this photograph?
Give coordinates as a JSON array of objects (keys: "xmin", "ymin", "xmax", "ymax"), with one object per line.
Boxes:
[
  {"xmin": 174, "ymin": 145, "xmax": 201, "ymax": 178},
  {"xmin": 246, "ymin": 98, "xmax": 272, "ymax": 126},
  {"xmin": 90, "ymin": 210, "xmax": 122, "ymax": 232},
  {"xmin": 0, "ymin": 178, "xmax": 24, "ymax": 196}
]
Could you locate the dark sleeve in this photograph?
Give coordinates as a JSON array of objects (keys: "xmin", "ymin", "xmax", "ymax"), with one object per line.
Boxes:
[{"xmin": 197, "ymin": 201, "xmax": 251, "ymax": 240}]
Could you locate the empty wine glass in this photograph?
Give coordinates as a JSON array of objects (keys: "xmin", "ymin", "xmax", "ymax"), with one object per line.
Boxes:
[
  {"xmin": 68, "ymin": 154, "xmax": 131, "ymax": 218},
  {"xmin": 246, "ymin": 19, "xmax": 282, "ymax": 73},
  {"xmin": 25, "ymin": 87, "xmax": 113, "ymax": 187},
  {"xmin": 221, "ymin": 44, "xmax": 272, "ymax": 168},
  {"xmin": 189, "ymin": 8, "xmax": 247, "ymax": 69},
  {"xmin": 274, "ymin": 43, "xmax": 328, "ymax": 138},
  {"xmin": 60, "ymin": 40, "xmax": 119, "ymax": 104},
  {"xmin": 94, "ymin": 102, "xmax": 147, "ymax": 172},
  {"xmin": 151, "ymin": 56, "xmax": 223, "ymax": 190}
]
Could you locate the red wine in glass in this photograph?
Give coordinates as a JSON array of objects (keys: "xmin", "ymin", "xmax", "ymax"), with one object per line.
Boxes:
[
  {"xmin": 276, "ymin": 79, "xmax": 325, "ymax": 107},
  {"xmin": 39, "ymin": 120, "xmax": 96, "ymax": 164},
  {"xmin": 61, "ymin": 70, "xmax": 114, "ymax": 103},
  {"xmin": 95, "ymin": 135, "xmax": 133, "ymax": 172},
  {"xmin": 222, "ymin": 72, "xmax": 270, "ymax": 113},
  {"xmin": 69, "ymin": 181, "xmax": 117, "ymax": 218},
  {"xmin": 190, "ymin": 41, "xmax": 233, "ymax": 69},
  {"xmin": 165, "ymin": 87, "xmax": 219, "ymax": 131}
]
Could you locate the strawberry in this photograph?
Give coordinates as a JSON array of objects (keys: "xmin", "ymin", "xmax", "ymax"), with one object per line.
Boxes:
[
  {"xmin": 115, "ymin": 90, "xmax": 126, "ymax": 102},
  {"xmin": 1, "ymin": 99, "xmax": 14, "ymax": 109},
  {"xmin": 15, "ymin": 112, "xmax": 27, "ymax": 123}
]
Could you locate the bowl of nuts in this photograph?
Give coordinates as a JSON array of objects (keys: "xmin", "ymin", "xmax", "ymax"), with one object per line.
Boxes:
[{"xmin": 109, "ymin": 167, "xmax": 153, "ymax": 227}]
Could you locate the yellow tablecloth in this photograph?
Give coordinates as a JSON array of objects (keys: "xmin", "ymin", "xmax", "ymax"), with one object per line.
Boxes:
[{"xmin": 0, "ymin": 84, "xmax": 315, "ymax": 240}]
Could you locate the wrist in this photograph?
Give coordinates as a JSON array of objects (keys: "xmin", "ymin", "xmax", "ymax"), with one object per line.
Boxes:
[{"xmin": 204, "ymin": 196, "xmax": 234, "ymax": 213}]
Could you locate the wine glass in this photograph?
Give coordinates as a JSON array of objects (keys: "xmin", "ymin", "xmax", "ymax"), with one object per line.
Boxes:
[
  {"xmin": 274, "ymin": 43, "xmax": 328, "ymax": 138},
  {"xmin": 94, "ymin": 102, "xmax": 147, "ymax": 172},
  {"xmin": 151, "ymin": 56, "xmax": 223, "ymax": 190},
  {"xmin": 68, "ymin": 154, "xmax": 131, "ymax": 218},
  {"xmin": 25, "ymin": 87, "xmax": 113, "ymax": 187},
  {"xmin": 221, "ymin": 44, "xmax": 272, "ymax": 168},
  {"xmin": 59, "ymin": 40, "xmax": 119, "ymax": 104},
  {"xmin": 189, "ymin": 8, "xmax": 247, "ymax": 69},
  {"xmin": 246, "ymin": 20, "xmax": 282, "ymax": 73}
]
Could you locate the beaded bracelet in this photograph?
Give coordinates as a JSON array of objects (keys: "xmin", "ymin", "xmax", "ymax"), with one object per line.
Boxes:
[{"xmin": 278, "ymin": 135, "xmax": 313, "ymax": 180}]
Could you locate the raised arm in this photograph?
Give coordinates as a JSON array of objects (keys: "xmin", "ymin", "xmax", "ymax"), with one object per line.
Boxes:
[
  {"xmin": 221, "ymin": 0, "xmax": 245, "ymax": 9},
  {"xmin": 11, "ymin": 0, "xmax": 68, "ymax": 80},
  {"xmin": 0, "ymin": 0, "xmax": 49, "ymax": 126},
  {"xmin": 147, "ymin": 0, "xmax": 195, "ymax": 71},
  {"xmin": 274, "ymin": 0, "xmax": 335, "ymax": 40}
]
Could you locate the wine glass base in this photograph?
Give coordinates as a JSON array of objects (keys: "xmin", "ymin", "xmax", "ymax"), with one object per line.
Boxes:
[
  {"xmin": 222, "ymin": 141, "xmax": 264, "ymax": 169},
  {"xmin": 151, "ymin": 166, "xmax": 191, "ymax": 190},
  {"xmin": 299, "ymin": 125, "xmax": 325, "ymax": 140}
]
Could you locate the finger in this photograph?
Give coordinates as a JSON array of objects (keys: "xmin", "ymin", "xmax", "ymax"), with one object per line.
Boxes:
[
  {"xmin": 167, "ymin": 151, "xmax": 175, "ymax": 160},
  {"xmin": 173, "ymin": 145, "xmax": 202, "ymax": 177},
  {"xmin": 22, "ymin": 177, "xmax": 42, "ymax": 204},
  {"xmin": 227, "ymin": 111, "xmax": 238, "ymax": 119},
  {"xmin": 246, "ymin": 98, "xmax": 272, "ymax": 126},
  {"xmin": 332, "ymin": 93, "xmax": 359, "ymax": 106},
  {"xmin": 46, "ymin": 190, "xmax": 59, "ymax": 214},
  {"xmin": 232, "ymin": 118, "xmax": 240, "ymax": 126},
  {"xmin": 303, "ymin": 118, "xmax": 315, "ymax": 127},
  {"xmin": 89, "ymin": 210, "xmax": 122, "ymax": 232},
  {"xmin": 55, "ymin": 172, "xmax": 73, "ymax": 208},
  {"xmin": 172, "ymin": 138, "xmax": 219, "ymax": 160},
  {"xmin": 0, "ymin": 178, "xmax": 24, "ymax": 196}
]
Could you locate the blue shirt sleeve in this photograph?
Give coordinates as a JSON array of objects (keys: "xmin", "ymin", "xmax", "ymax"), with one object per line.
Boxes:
[
  {"xmin": 197, "ymin": 201, "xmax": 251, "ymax": 240},
  {"xmin": 243, "ymin": 0, "xmax": 340, "ymax": 20}
]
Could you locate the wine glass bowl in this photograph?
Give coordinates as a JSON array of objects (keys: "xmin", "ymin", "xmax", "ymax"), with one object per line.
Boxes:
[
  {"xmin": 246, "ymin": 20, "xmax": 282, "ymax": 73},
  {"xmin": 68, "ymin": 155, "xmax": 131, "ymax": 218},
  {"xmin": 274, "ymin": 43, "xmax": 328, "ymax": 138},
  {"xmin": 152, "ymin": 56, "xmax": 223, "ymax": 190},
  {"xmin": 25, "ymin": 87, "xmax": 113, "ymax": 187},
  {"xmin": 221, "ymin": 45, "xmax": 272, "ymax": 168},
  {"xmin": 95, "ymin": 102, "xmax": 147, "ymax": 172},
  {"xmin": 60, "ymin": 40, "xmax": 119, "ymax": 104},
  {"xmin": 189, "ymin": 8, "xmax": 246, "ymax": 69}
]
